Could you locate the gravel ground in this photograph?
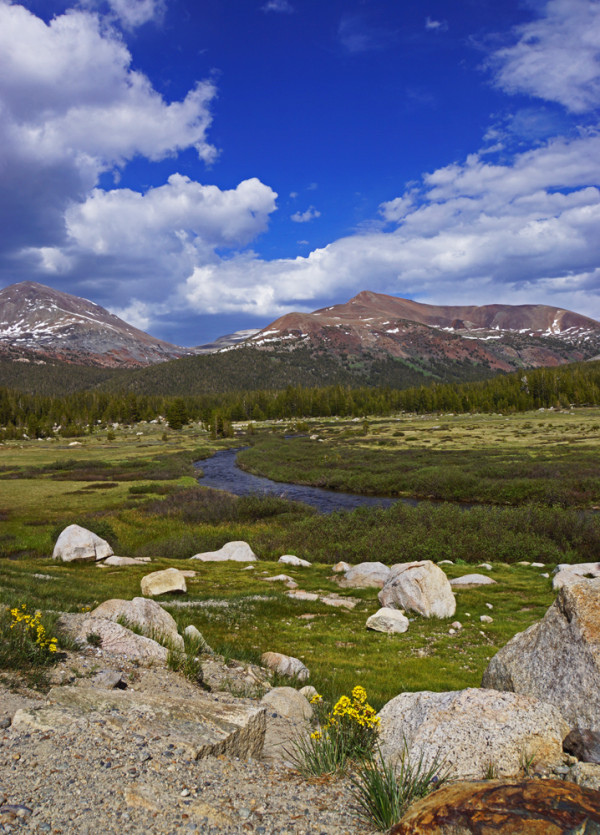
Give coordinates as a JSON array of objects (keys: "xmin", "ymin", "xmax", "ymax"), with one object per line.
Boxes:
[{"xmin": 0, "ymin": 653, "xmax": 373, "ymax": 835}]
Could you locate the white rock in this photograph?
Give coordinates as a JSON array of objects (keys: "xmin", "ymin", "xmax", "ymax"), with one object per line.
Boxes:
[
  {"xmin": 99, "ymin": 556, "xmax": 149, "ymax": 566},
  {"xmin": 541, "ymin": 572, "xmax": 550, "ymax": 578},
  {"xmin": 438, "ymin": 560, "xmax": 454, "ymax": 565},
  {"xmin": 450, "ymin": 574, "xmax": 497, "ymax": 589},
  {"xmin": 338, "ymin": 562, "xmax": 391, "ymax": 589},
  {"xmin": 91, "ymin": 597, "xmax": 183, "ymax": 651},
  {"xmin": 378, "ymin": 561, "xmax": 456, "ymax": 618},
  {"xmin": 261, "ymin": 652, "xmax": 310, "ymax": 681},
  {"xmin": 517, "ymin": 561, "xmax": 531, "ymax": 566},
  {"xmin": 480, "ymin": 615, "xmax": 494, "ymax": 623},
  {"xmin": 478, "ymin": 563, "xmax": 493, "ymax": 571},
  {"xmin": 448, "ymin": 628, "xmax": 456, "ymax": 635},
  {"xmin": 190, "ymin": 541, "xmax": 257, "ymax": 562},
  {"xmin": 378, "ymin": 688, "xmax": 568, "ymax": 781},
  {"xmin": 531, "ymin": 562, "xmax": 545, "ymax": 568},
  {"xmin": 140, "ymin": 568, "xmax": 187, "ymax": 597},
  {"xmin": 264, "ymin": 574, "xmax": 299, "ymax": 589},
  {"xmin": 286, "ymin": 590, "xmax": 319, "ymax": 602},
  {"xmin": 53, "ymin": 524, "xmax": 113, "ymax": 563},
  {"xmin": 332, "ymin": 561, "xmax": 351, "ymax": 573},
  {"xmin": 486, "ymin": 603, "xmax": 494, "ymax": 609},
  {"xmin": 366, "ymin": 607, "xmax": 409, "ymax": 634},
  {"xmin": 451, "ymin": 621, "xmax": 462, "ymax": 630},
  {"xmin": 278, "ymin": 555, "xmax": 311, "ymax": 568},
  {"xmin": 299, "ymin": 685, "xmax": 319, "ymax": 702},
  {"xmin": 320, "ymin": 595, "xmax": 357, "ymax": 609}
]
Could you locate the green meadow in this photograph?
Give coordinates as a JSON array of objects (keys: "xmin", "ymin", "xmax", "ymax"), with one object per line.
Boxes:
[{"xmin": 1, "ymin": 408, "xmax": 598, "ymax": 706}]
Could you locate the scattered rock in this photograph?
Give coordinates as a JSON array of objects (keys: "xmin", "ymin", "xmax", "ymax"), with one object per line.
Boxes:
[
  {"xmin": 52, "ymin": 524, "xmax": 113, "ymax": 563},
  {"xmin": 261, "ymin": 652, "xmax": 310, "ymax": 682},
  {"xmin": 531, "ymin": 562, "xmax": 545, "ymax": 568},
  {"xmin": 438, "ymin": 560, "xmax": 453, "ymax": 565},
  {"xmin": 379, "ymin": 561, "xmax": 456, "ymax": 618},
  {"xmin": 140, "ymin": 568, "xmax": 187, "ymax": 597},
  {"xmin": 566, "ymin": 763, "xmax": 600, "ymax": 791},
  {"xmin": 451, "ymin": 621, "xmax": 462, "ymax": 630},
  {"xmin": 278, "ymin": 555, "xmax": 311, "ymax": 567},
  {"xmin": 451, "ymin": 574, "xmax": 497, "ymax": 589},
  {"xmin": 366, "ymin": 607, "xmax": 409, "ymax": 634},
  {"xmin": 478, "ymin": 563, "xmax": 493, "ymax": 570},
  {"xmin": 338, "ymin": 561, "xmax": 390, "ymax": 589},
  {"xmin": 55, "ymin": 614, "xmax": 168, "ymax": 664},
  {"xmin": 190, "ymin": 541, "xmax": 257, "ymax": 562},
  {"xmin": 332, "ymin": 561, "xmax": 351, "ymax": 573},
  {"xmin": 389, "ymin": 779, "xmax": 600, "ymax": 835},
  {"xmin": 320, "ymin": 594, "xmax": 358, "ymax": 609},
  {"xmin": 286, "ymin": 590, "xmax": 319, "ymax": 602},
  {"xmin": 260, "ymin": 687, "xmax": 313, "ymax": 763},
  {"xmin": 378, "ymin": 688, "xmax": 569, "ymax": 781},
  {"xmin": 264, "ymin": 574, "xmax": 299, "ymax": 589},
  {"xmin": 299, "ymin": 685, "xmax": 319, "ymax": 701},
  {"xmin": 98, "ymin": 556, "xmax": 149, "ymax": 567},
  {"xmin": 480, "ymin": 615, "xmax": 494, "ymax": 624},
  {"xmin": 92, "ymin": 597, "xmax": 184, "ymax": 651},
  {"xmin": 482, "ymin": 578, "xmax": 600, "ymax": 734}
]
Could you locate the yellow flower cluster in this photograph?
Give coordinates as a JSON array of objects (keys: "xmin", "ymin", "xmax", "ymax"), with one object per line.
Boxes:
[
  {"xmin": 330, "ymin": 686, "xmax": 380, "ymax": 729},
  {"xmin": 10, "ymin": 604, "xmax": 58, "ymax": 652}
]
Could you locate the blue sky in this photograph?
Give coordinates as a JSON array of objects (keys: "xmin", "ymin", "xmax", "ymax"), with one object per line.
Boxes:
[{"xmin": 1, "ymin": 0, "xmax": 599, "ymax": 345}]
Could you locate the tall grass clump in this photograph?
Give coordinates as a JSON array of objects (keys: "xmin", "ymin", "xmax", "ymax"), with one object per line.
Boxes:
[
  {"xmin": 291, "ymin": 686, "xmax": 380, "ymax": 777},
  {"xmin": 351, "ymin": 745, "xmax": 449, "ymax": 831}
]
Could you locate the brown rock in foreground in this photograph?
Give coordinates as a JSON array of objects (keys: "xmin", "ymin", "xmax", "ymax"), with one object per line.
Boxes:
[{"xmin": 390, "ymin": 779, "xmax": 600, "ymax": 835}]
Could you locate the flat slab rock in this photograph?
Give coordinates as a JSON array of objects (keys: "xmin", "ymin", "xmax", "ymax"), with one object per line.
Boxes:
[
  {"xmin": 56, "ymin": 614, "xmax": 168, "ymax": 664},
  {"xmin": 12, "ymin": 685, "xmax": 266, "ymax": 761},
  {"xmin": 190, "ymin": 541, "xmax": 257, "ymax": 562},
  {"xmin": 390, "ymin": 779, "xmax": 600, "ymax": 835},
  {"xmin": 450, "ymin": 573, "xmax": 497, "ymax": 588}
]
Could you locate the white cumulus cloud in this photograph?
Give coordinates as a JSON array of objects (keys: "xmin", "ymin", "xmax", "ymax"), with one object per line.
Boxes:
[{"xmin": 488, "ymin": 0, "xmax": 600, "ymax": 113}]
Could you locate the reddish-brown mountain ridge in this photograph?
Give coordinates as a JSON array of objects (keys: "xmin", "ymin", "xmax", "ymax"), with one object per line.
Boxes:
[
  {"xmin": 0, "ymin": 281, "xmax": 194, "ymax": 368},
  {"xmin": 247, "ymin": 290, "xmax": 600, "ymax": 373}
]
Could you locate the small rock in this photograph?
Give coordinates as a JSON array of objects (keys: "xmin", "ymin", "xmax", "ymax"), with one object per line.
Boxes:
[
  {"xmin": 332, "ymin": 561, "xmax": 351, "ymax": 573},
  {"xmin": 366, "ymin": 607, "xmax": 409, "ymax": 634},
  {"xmin": 451, "ymin": 621, "xmax": 462, "ymax": 630},
  {"xmin": 264, "ymin": 574, "xmax": 299, "ymax": 589},
  {"xmin": 278, "ymin": 555, "xmax": 311, "ymax": 568},
  {"xmin": 190, "ymin": 541, "xmax": 257, "ymax": 562},
  {"xmin": 531, "ymin": 562, "xmax": 545, "ymax": 568},
  {"xmin": 480, "ymin": 615, "xmax": 494, "ymax": 624},
  {"xmin": 486, "ymin": 603, "xmax": 494, "ymax": 609},
  {"xmin": 450, "ymin": 574, "xmax": 497, "ymax": 589},
  {"xmin": 140, "ymin": 568, "xmax": 187, "ymax": 597},
  {"xmin": 261, "ymin": 652, "xmax": 310, "ymax": 681}
]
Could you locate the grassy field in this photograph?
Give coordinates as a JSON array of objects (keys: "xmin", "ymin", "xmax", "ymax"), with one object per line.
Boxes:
[{"xmin": 0, "ymin": 410, "xmax": 596, "ymax": 706}]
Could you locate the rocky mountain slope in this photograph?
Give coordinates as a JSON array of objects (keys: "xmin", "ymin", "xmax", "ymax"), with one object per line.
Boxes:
[
  {"xmin": 245, "ymin": 290, "xmax": 600, "ymax": 373},
  {"xmin": 0, "ymin": 282, "xmax": 194, "ymax": 368}
]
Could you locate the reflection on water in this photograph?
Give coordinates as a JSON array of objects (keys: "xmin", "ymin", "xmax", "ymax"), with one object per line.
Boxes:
[{"xmin": 194, "ymin": 447, "xmax": 403, "ymax": 514}]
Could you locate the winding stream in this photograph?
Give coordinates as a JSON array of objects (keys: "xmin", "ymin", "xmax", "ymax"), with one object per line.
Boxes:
[{"xmin": 194, "ymin": 447, "xmax": 403, "ymax": 514}]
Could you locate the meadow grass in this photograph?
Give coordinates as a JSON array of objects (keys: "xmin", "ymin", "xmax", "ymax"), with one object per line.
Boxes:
[{"xmin": 0, "ymin": 412, "xmax": 591, "ymax": 702}]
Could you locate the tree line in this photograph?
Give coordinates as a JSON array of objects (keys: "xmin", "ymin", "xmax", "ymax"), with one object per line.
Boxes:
[{"xmin": 1, "ymin": 361, "xmax": 599, "ymax": 439}]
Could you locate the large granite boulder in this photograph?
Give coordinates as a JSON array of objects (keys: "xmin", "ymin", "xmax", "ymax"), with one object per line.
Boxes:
[
  {"xmin": 553, "ymin": 562, "xmax": 600, "ymax": 590},
  {"xmin": 55, "ymin": 614, "xmax": 168, "ymax": 664},
  {"xmin": 261, "ymin": 652, "xmax": 310, "ymax": 682},
  {"xmin": 378, "ymin": 688, "xmax": 568, "ymax": 781},
  {"xmin": 366, "ymin": 607, "xmax": 409, "ymax": 634},
  {"xmin": 52, "ymin": 524, "xmax": 113, "ymax": 563},
  {"xmin": 140, "ymin": 568, "xmax": 187, "ymax": 597},
  {"xmin": 190, "ymin": 541, "xmax": 257, "ymax": 562},
  {"xmin": 91, "ymin": 597, "xmax": 184, "ymax": 651},
  {"xmin": 482, "ymin": 578, "xmax": 600, "ymax": 734},
  {"xmin": 260, "ymin": 686, "xmax": 313, "ymax": 763},
  {"xmin": 338, "ymin": 562, "xmax": 390, "ymax": 589},
  {"xmin": 389, "ymin": 779, "xmax": 600, "ymax": 835},
  {"xmin": 379, "ymin": 561, "xmax": 456, "ymax": 618}
]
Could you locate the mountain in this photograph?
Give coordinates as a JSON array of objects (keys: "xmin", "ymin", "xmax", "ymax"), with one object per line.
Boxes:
[
  {"xmin": 244, "ymin": 290, "xmax": 600, "ymax": 373},
  {"xmin": 0, "ymin": 282, "xmax": 195, "ymax": 368}
]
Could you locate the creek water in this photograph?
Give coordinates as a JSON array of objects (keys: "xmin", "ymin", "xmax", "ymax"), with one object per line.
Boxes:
[{"xmin": 194, "ymin": 447, "xmax": 404, "ymax": 514}]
